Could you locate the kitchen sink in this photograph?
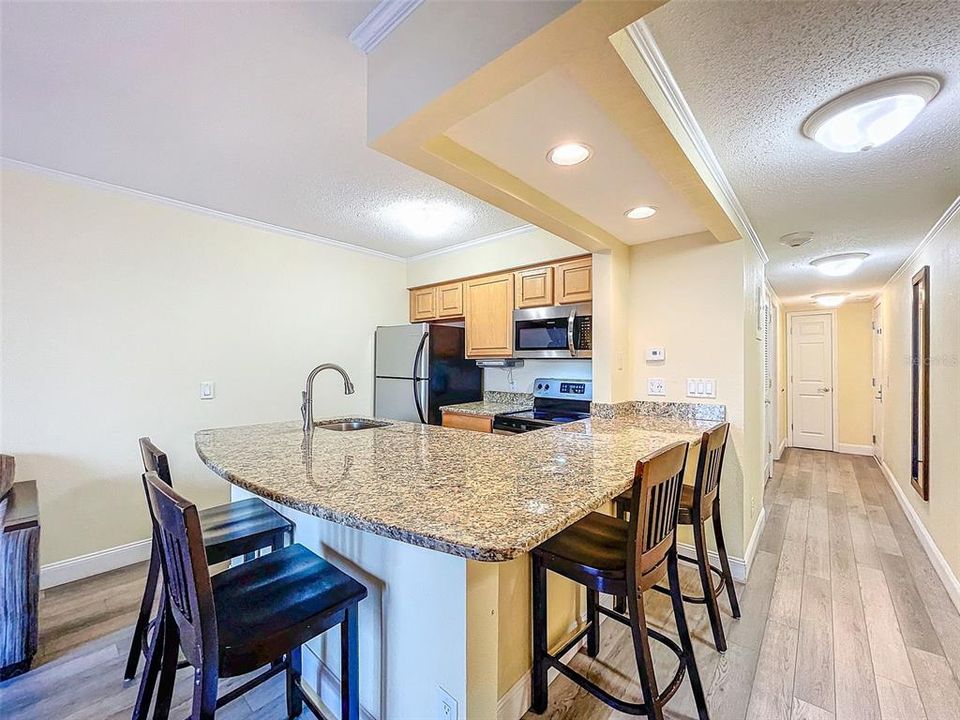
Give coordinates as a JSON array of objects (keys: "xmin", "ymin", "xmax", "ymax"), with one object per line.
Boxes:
[{"xmin": 314, "ymin": 419, "xmax": 392, "ymax": 432}]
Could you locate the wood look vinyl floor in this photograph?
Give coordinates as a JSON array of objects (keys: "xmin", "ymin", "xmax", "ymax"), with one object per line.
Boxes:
[{"xmin": 2, "ymin": 450, "xmax": 959, "ymax": 720}]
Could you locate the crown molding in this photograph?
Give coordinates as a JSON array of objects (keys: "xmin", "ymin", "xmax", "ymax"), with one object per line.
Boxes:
[
  {"xmin": 1, "ymin": 158, "xmax": 410, "ymax": 261},
  {"xmin": 349, "ymin": 0, "xmax": 424, "ymax": 54},
  {"xmin": 884, "ymin": 194, "xmax": 960, "ymax": 289},
  {"xmin": 626, "ymin": 22, "xmax": 768, "ymax": 264},
  {"xmin": 406, "ymin": 224, "xmax": 536, "ymax": 262}
]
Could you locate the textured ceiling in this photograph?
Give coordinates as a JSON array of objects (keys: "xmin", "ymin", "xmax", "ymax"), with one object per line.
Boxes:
[
  {"xmin": 645, "ymin": 0, "xmax": 960, "ymax": 303},
  {"xmin": 0, "ymin": 1, "xmax": 524, "ymax": 258},
  {"xmin": 447, "ymin": 67, "xmax": 707, "ymax": 245}
]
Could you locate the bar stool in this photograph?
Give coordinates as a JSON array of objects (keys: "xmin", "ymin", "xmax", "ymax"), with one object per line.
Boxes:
[
  {"xmin": 530, "ymin": 442, "xmax": 709, "ymax": 720},
  {"xmin": 614, "ymin": 423, "xmax": 740, "ymax": 652},
  {"xmin": 125, "ymin": 437, "xmax": 294, "ymax": 682},
  {"xmin": 141, "ymin": 470, "xmax": 367, "ymax": 720}
]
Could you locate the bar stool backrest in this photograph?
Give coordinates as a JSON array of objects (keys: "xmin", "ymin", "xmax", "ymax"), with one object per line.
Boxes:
[
  {"xmin": 139, "ymin": 437, "xmax": 173, "ymax": 486},
  {"xmin": 625, "ymin": 441, "xmax": 689, "ymax": 591},
  {"xmin": 142, "ymin": 470, "xmax": 218, "ymax": 671},
  {"xmin": 693, "ymin": 423, "xmax": 730, "ymax": 521}
]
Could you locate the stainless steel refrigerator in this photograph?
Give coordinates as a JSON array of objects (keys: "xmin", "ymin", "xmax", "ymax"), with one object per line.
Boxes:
[{"xmin": 374, "ymin": 324, "xmax": 482, "ymax": 425}]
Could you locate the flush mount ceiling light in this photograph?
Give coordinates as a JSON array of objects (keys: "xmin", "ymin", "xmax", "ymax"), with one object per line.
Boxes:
[
  {"xmin": 547, "ymin": 142, "xmax": 592, "ymax": 166},
  {"xmin": 382, "ymin": 200, "xmax": 467, "ymax": 238},
  {"xmin": 779, "ymin": 231, "xmax": 814, "ymax": 248},
  {"xmin": 802, "ymin": 75, "xmax": 940, "ymax": 153},
  {"xmin": 811, "ymin": 252, "xmax": 869, "ymax": 277},
  {"xmin": 625, "ymin": 206, "xmax": 657, "ymax": 220},
  {"xmin": 812, "ymin": 292, "xmax": 849, "ymax": 307}
]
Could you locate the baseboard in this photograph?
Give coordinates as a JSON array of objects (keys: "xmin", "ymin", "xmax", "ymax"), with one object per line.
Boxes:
[
  {"xmin": 40, "ymin": 537, "xmax": 152, "ymax": 589},
  {"xmin": 776, "ymin": 437, "xmax": 786, "ymax": 460},
  {"xmin": 302, "ymin": 642, "xmax": 377, "ymax": 720},
  {"xmin": 877, "ymin": 459, "xmax": 960, "ymax": 614},
  {"xmin": 836, "ymin": 443, "xmax": 874, "ymax": 456},
  {"xmin": 742, "ymin": 505, "xmax": 767, "ymax": 580}
]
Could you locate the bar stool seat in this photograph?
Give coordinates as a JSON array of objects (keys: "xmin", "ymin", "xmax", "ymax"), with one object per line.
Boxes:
[
  {"xmin": 535, "ymin": 512, "xmax": 629, "ymax": 587},
  {"xmin": 211, "ymin": 543, "xmax": 366, "ymax": 676},
  {"xmin": 199, "ymin": 496, "xmax": 294, "ymax": 565}
]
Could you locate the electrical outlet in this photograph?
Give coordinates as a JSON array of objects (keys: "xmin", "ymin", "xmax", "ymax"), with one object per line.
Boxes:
[
  {"xmin": 437, "ymin": 686, "xmax": 458, "ymax": 720},
  {"xmin": 200, "ymin": 381, "xmax": 216, "ymax": 400},
  {"xmin": 647, "ymin": 378, "xmax": 666, "ymax": 396}
]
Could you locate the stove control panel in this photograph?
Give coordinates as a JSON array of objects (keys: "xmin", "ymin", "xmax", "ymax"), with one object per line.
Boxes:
[{"xmin": 533, "ymin": 378, "xmax": 593, "ymax": 401}]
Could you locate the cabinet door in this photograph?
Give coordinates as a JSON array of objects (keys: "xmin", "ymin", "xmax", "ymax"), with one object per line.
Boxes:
[
  {"xmin": 441, "ymin": 412, "xmax": 492, "ymax": 433},
  {"xmin": 514, "ymin": 267, "xmax": 554, "ymax": 308},
  {"xmin": 465, "ymin": 273, "xmax": 514, "ymax": 358},
  {"xmin": 556, "ymin": 257, "xmax": 592, "ymax": 304},
  {"xmin": 409, "ymin": 287, "xmax": 438, "ymax": 322},
  {"xmin": 437, "ymin": 282, "xmax": 464, "ymax": 318}
]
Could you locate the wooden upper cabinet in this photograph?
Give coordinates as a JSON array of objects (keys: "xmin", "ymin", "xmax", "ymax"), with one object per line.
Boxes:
[
  {"xmin": 409, "ymin": 286, "xmax": 438, "ymax": 322},
  {"xmin": 514, "ymin": 266, "xmax": 554, "ymax": 309},
  {"xmin": 464, "ymin": 273, "xmax": 514, "ymax": 358},
  {"xmin": 556, "ymin": 257, "xmax": 593, "ymax": 304},
  {"xmin": 436, "ymin": 282, "xmax": 464, "ymax": 318}
]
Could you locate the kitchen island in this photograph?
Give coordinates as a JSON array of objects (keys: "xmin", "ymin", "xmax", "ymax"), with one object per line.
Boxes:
[{"xmin": 195, "ymin": 411, "xmax": 717, "ymax": 719}]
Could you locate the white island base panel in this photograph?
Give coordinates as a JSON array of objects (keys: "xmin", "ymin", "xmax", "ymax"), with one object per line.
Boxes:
[{"xmin": 232, "ymin": 487, "xmax": 502, "ymax": 719}]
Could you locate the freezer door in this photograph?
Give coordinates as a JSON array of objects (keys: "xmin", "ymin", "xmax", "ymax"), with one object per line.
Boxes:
[
  {"xmin": 374, "ymin": 377, "xmax": 428, "ymax": 423},
  {"xmin": 375, "ymin": 324, "xmax": 429, "ymax": 379}
]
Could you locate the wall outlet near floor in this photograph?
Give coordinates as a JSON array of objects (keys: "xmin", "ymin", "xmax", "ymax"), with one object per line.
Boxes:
[
  {"xmin": 437, "ymin": 686, "xmax": 459, "ymax": 720},
  {"xmin": 686, "ymin": 378, "xmax": 716, "ymax": 399},
  {"xmin": 199, "ymin": 381, "xmax": 216, "ymax": 400},
  {"xmin": 647, "ymin": 378, "xmax": 666, "ymax": 396}
]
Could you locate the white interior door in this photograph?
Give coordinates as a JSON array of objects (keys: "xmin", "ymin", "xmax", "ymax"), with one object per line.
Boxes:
[
  {"xmin": 872, "ymin": 303, "xmax": 884, "ymax": 460},
  {"xmin": 790, "ymin": 312, "xmax": 835, "ymax": 451},
  {"xmin": 763, "ymin": 291, "xmax": 776, "ymax": 478}
]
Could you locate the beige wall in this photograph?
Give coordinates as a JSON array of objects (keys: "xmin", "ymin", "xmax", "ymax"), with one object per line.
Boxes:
[
  {"xmin": 0, "ymin": 167, "xmax": 408, "ymax": 564},
  {"xmin": 836, "ymin": 301, "xmax": 874, "ymax": 447},
  {"xmin": 880, "ymin": 211, "xmax": 960, "ymax": 580}
]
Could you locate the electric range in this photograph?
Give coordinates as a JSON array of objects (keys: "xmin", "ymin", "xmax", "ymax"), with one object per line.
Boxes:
[{"xmin": 492, "ymin": 378, "xmax": 592, "ymax": 434}]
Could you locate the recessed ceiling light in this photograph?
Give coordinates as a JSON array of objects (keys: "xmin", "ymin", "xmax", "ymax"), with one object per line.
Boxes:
[
  {"xmin": 812, "ymin": 292, "xmax": 849, "ymax": 307},
  {"xmin": 802, "ymin": 75, "xmax": 940, "ymax": 153},
  {"xmin": 779, "ymin": 231, "xmax": 814, "ymax": 248},
  {"xmin": 811, "ymin": 252, "xmax": 869, "ymax": 277},
  {"xmin": 547, "ymin": 142, "xmax": 592, "ymax": 166},
  {"xmin": 625, "ymin": 206, "xmax": 657, "ymax": 220},
  {"xmin": 382, "ymin": 200, "xmax": 467, "ymax": 238}
]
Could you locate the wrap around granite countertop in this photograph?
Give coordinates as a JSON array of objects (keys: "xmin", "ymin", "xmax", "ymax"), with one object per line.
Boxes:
[{"xmin": 195, "ymin": 415, "xmax": 715, "ymax": 562}]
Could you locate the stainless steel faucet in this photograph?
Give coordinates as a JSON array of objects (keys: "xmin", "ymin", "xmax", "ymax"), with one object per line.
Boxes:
[{"xmin": 301, "ymin": 363, "xmax": 355, "ymax": 431}]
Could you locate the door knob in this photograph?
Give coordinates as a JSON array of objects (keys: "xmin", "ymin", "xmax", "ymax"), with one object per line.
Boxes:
[{"xmin": 819, "ymin": 387, "xmax": 831, "ymax": 393}]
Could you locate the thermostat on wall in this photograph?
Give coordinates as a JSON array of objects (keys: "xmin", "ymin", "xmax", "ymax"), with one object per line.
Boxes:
[{"xmin": 645, "ymin": 347, "xmax": 665, "ymax": 362}]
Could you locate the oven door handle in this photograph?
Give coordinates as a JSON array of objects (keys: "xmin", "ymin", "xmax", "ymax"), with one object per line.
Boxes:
[{"xmin": 567, "ymin": 308, "xmax": 577, "ymax": 358}]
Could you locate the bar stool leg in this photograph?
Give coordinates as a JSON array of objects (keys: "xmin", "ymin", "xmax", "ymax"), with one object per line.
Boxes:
[
  {"xmin": 125, "ymin": 544, "xmax": 161, "ymax": 680},
  {"xmin": 131, "ymin": 597, "xmax": 165, "ymax": 720},
  {"xmin": 625, "ymin": 588, "xmax": 663, "ymax": 720},
  {"xmin": 341, "ymin": 605, "xmax": 360, "ymax": 720},
  {"xmin": 694, "ymin": 518, "xmax": 727, "ymax": 652},
  {"xmin": 152, "ymin": 606, "xmax": 180, "ymax": 720},
  {"xmin": 531, "ymin": 553, "xmax": 549, "ymax": 713},
  {"xmin": 613, "ymin": 500, "xmax": 627, "ymax": 615},
  {"xmin": 667, "ymin": 548, "xmax": 710, "ymax": 720},
  {"xmin": 712, "ymin": 505, "xmax": 741, "ymax": 618},
  {"xmin": 286, "ymin": 646, "xmax": 303, "ymax": 719},
  {"xmin": 586, "ymin": 589, "xmax": 600, "ymax": 658}
]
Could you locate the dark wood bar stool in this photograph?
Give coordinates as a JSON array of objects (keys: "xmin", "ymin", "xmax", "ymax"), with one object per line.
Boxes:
[
  {"xmin": 614, "ymin": 423, "xmax": 740, "ymax": 652},
  {"xmin": 530, "ymin": 442, "xmax": 709, "ymax": 720},
  {"xmin": 124, "ymin": 437, "xmax": 294, "ymax": 682},
  {"xmin": 141, "ymin": 470, "xmax": 367, "ymax": 720}
]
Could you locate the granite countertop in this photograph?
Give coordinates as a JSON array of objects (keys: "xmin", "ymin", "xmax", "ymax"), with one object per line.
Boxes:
[
  {"xmin": 439, "ymin": 390, "xmax": 533, "ymax": 417},
  {"xmin": 195, "ymin": 412, "xmax": 715, "ymax": 562}
]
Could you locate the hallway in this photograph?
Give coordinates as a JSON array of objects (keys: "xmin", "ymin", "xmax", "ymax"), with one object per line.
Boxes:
[{"xmin": 526, "ymin": 448, "xmax": 960, "ymax": 720}]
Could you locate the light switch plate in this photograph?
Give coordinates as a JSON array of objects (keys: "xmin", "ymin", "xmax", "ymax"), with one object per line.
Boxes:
[
  {"xmin": 647, "ymin": 378, "xmax": 666, "ymax": 396},
  {"xmin": 645, "ymin": 346, "xmax": 666, "ymax": 362},
  {"xmin": 200, "ymin": 381, "xmax": 216, "ymax": 400},
  {"xmin": 686, "ymin": 378, "xmax": 716, "ymax": 399}
]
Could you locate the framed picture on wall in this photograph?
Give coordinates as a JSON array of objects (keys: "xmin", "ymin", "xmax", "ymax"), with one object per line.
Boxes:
[{"xmin": 911, "ymin": 265, "xmax": 930, "ymax": 500}]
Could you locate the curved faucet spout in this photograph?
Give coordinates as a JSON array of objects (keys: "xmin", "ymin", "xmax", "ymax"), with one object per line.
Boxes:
[{"xmin": 302, "ymin": 363, "xmax": 355, "ymax": 431}]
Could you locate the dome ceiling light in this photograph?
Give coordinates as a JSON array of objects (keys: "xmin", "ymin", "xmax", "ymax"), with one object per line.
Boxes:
[
  {"xmin": 802, "ymin": 75, "xmax": 940, "ymax": 153},
  {"xmin": 812, "ymin": 292, "xmax": 849, "ymax": 307},
  {"xmin": 811, "ymin": 252, "xmax": 869, "ymax": 277},
  {"xmin": 625, "ymin": 206, "xmax": 657, "ymax": 219},
  {"xmin": 547, "ymin": 142, "xmax": 592, "ymax": 166}
]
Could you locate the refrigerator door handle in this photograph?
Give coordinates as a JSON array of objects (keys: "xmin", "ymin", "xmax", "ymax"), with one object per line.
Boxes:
[{"xmin": 413, "ymin": 331, "xmax": 429, "ymax": 423}]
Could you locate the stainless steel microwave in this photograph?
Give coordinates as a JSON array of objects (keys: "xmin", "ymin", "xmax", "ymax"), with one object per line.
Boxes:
[{"xmin": 513, "ymin": 303, "xmax": 592, "ymax": 359}]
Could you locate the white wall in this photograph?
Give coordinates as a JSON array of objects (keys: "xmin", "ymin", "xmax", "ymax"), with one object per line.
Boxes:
[
  {"xmin": 880, "ymin": 209, "xmax": 960, "ymax": 582},
  {"xmin": 0, "ymin": 167, "xmax": 408, "ymax": 565}
]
